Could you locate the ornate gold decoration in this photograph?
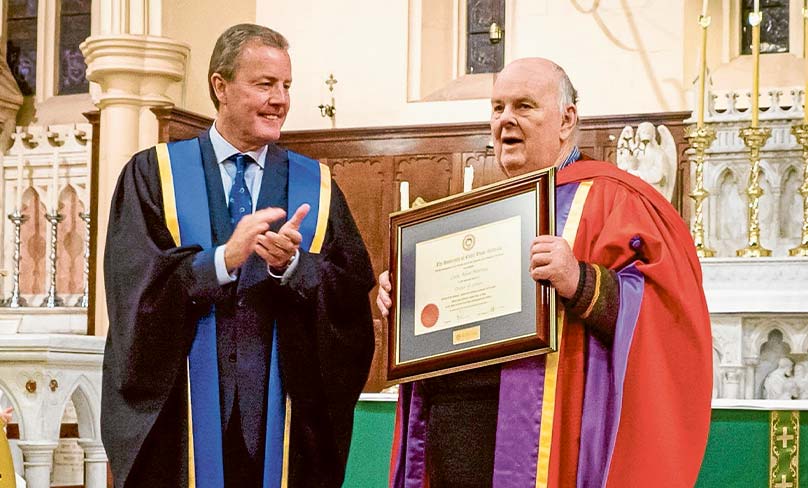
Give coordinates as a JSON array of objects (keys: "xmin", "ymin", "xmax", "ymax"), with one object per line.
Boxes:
[
  {"xmin": 685, "ymin": 124, "xmax": 717, "ymax": 257},
  {"xmin": 770, "ymin": 410, "xmax": 799, "ymax": 488},
  {"xmin": 488, "ymin": 22, "xmax": 503, "ymax": 44},
  {"xmin": 318, "ymin": 74, "xmax": 337, "ymax": 128},
  {"xmin": 737, "ymin": 126, "xmax": 772, "ymax": 257},
  {"xmin": 790, "ymin": 125, "xmax": 808, "ymax": 256},
  {"xmin": 411, "ymin": 196, "xmax": 428, "ymax": 209}
]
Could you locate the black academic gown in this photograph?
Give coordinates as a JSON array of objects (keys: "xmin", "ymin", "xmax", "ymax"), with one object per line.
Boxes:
[{"xmin": 101, "ymin": 131, "xmax": 376, "ymax": 488}]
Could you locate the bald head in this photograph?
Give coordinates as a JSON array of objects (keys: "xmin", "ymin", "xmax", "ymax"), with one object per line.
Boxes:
[{"xmin": 490, "ymin": 58, "xmax": 579, "ymax": 176}]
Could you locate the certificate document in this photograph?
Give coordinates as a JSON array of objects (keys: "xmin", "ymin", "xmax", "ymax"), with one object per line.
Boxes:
[
  {"xmin": 413, "ymin": 215, "xmax": 522, "ymax": 336},
  {"xmin": 387, "ymin": 166, "xmax": 555, "ymax": 383}
]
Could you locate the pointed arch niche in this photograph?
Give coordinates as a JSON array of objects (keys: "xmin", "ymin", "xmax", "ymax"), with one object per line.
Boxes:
[
  {"xmin": 56, "ymin": 184, "xmax": 85, "ymax": 294},
  {"xmin": 407, "ymin": 0, "xmax": 513, "ymax": 102},
  {"xmin": 52, "ymin": 396, "xmax": 84, "ymax": 486},
  {"xmin": 780, "ymin": 164, "xmax": 803, "ymax": 240},
  {"xmin": 714, "ymin": 167, "xmax": 746, "ymax": 255},
  {"xmin": 19, "ymin": 186, "xmax": 46, "ymax": 295}
]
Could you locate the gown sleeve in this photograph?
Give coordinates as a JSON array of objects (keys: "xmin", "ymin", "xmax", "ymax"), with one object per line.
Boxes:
[{"xmin": 103, "ymin": 148, "xmax": 229, "ymax": 400}]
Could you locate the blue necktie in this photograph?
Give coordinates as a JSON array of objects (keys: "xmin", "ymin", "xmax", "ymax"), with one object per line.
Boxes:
[{"xmin": 228, "ymin": 153, "xmax": 253, "ymax": 226}]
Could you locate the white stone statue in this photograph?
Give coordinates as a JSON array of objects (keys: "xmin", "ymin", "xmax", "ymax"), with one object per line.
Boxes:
[
  {"xmin": 616, "ymin": 122, "xmax": 677, "ymax": 201},
  {"xmin": 755, "ymin": 329, "xmax": 791, "ymax": 399},
  {"xmin": 794, "ymin": 362, "xmax": 808, "ymax": 400},
  {"xmin": 763, "ymin": 357, "xmax": 796, "ymax": 400}
]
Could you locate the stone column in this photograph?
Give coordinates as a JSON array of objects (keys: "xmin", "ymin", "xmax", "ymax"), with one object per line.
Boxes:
[
  {"xmin": 77, "ymin": 439, "xmax": 107, "ymax": 488},
  {"xmin": 17, "ymin": 441, "xmax": 58, "ymax": 488},
  {"xmin": 80, "ymin": 34, "xmax": 188, "ymax": 335},
  {"xmin": 744, "ymin": 358, "xmax": 758, "ymax": 399}
]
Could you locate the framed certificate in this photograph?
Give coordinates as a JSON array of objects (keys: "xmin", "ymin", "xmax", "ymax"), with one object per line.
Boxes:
[{"xmin": 387, "ymin": 167, "xmax": 557, "ymax": 384}]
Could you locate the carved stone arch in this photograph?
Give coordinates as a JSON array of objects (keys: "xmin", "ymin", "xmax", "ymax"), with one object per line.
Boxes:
[
  {"xmin": 705, "ymin": 159, "xmax": 736, "ymax": 192},
  {"xmin": 61, "ymin": 376, "xmax": 98, "ymax": 439},
  {"xmin": 715, "ymin": 166, "xmax": 746, "ymax": 242},
  {"xmin": 0, "ymin": 379, "xmax": 24, "ymax": 438},
  {"xmin": 779, "ymin": 162, "xmax": 802, "ymax": 192},
  {"xmin": 759, "ymin": 159, "xmax": 779, "ymax": 189},
  {"xmin": 779, "ymin": 164, "xmax": 803, "ymax": 239},
  {"xmin": 750, "ymin": 325, "xmax": 795, "ymax": 356},
  {"xmin": 799, "ymin": 325, "xmax": 808, "ymax": 354},
  {"xmin": 711, "ymin": 332, "xmax": 726, "ymax": 364}
]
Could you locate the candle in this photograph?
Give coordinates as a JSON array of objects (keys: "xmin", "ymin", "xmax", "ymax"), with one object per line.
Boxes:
[
  {"xmin": 51, "ymin": 149, "xmax": 60, "ymax": 212},
  {"xmin": 463, "ymin": 165, "xmax": 474, "ymax": 192},
  {"xmin": 750, "ymin": 5, "xmax": 761, "ymax": 127},
  {"xmin": 804, "ymin": 0, "xmax": 808, "ymax": 124},
  {"xmin": 15, "ymin": 155, "xmax": 23, "ymax": 210},
  {"xmin": 400, "ymin": 181, "xmax": 410, "ymax": 211},
  {"xmin": 697, "ymin": 3, "xmax": 710, "ymax": 128}
]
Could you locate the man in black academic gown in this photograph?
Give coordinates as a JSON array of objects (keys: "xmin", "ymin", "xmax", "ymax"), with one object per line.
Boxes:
[{"xmin": 101, "ymin": 23, "xmax": 375, "ymax": 487}]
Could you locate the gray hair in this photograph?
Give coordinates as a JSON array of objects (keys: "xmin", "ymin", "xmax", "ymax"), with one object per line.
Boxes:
[
  {"xmin": 208, "ymin": 23, "xmax": 289, "ymax": 109},
  {"xmin": 556, "ymin": 67, "xmax": 578, "ymax": 114}
]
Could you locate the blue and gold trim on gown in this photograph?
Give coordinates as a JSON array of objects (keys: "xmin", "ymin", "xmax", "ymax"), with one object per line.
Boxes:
[{"xmin": 155, "ymin": 139, "xmax": 331, "ymax": 488}]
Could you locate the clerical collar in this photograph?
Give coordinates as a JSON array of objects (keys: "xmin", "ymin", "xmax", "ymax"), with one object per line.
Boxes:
[
  {"xmin": 557, "ymin": 146, "xmax": 581, "ymax": 172},
  {"xmin": 209, "ymin": 122, "xmax": 267, "ymax": 169}
]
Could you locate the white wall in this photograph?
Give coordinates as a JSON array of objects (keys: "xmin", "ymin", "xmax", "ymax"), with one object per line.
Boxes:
[
  {"xmin": 257, "ymin": 0, "xmax": 490, "ymax": 130},
  {"xmin": 252, "ymin": 0, "xmax": 689, "ymax": 131},
  {"xmin": 511, "ymin": 1, "xmax": 687, "ymax": 116},
  {"xmin": 163, "ymin": 0, "xmax": 257, "ymax": 118}
]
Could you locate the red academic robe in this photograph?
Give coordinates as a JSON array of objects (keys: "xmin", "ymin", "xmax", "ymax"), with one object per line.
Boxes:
[{"xmin": 391, "ymin": 160, "xmax": 712, "ymax": 488}]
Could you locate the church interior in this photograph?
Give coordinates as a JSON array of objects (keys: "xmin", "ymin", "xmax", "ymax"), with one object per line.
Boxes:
[{"xmin": 0, "ymin": 0, "xmax": 807, "ymax": 486}]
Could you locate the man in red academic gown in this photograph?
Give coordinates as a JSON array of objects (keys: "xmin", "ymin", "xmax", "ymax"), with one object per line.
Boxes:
[{"xmin": 377, "ymin": 58, "xmax": 712, "ymax": 487}]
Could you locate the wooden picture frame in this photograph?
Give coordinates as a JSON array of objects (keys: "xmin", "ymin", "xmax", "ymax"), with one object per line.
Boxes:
[{"xmin": 387, "ymin": 167, "xmax": 557, "ymax": 383}]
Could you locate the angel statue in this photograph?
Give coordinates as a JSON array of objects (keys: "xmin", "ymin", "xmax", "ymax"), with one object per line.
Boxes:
[{"xmin": 616, "ymin": 122, "xmax": 677, "ymax": 201}]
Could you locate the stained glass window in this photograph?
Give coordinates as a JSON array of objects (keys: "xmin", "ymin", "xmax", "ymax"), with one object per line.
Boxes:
[
  {"xmin": 466, "ymin": 0, "xmax": 505, "ymax": 74},
  {"xmin": 6, "ymin": 0, "xmax": 38, "ymax": 96},
  {"xmin": 58, "ymin": 0, "xmax": 90, "ymax": 94},
  {"xmin": 740, "ymin": 0, "xmax": 789, "ymax": 55}
]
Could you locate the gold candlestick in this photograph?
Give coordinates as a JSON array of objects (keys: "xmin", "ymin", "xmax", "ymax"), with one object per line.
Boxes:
[
  {"xmin": 737, "ymin": 126, "xmax": 772, "ymax": 257},
  {"xmin": 789, "ymin": 124, "xmax": 808, "ymax": 256},
  {"xmin": 685, "ymin": 124, "xmax": 716, "ymax": 257}
]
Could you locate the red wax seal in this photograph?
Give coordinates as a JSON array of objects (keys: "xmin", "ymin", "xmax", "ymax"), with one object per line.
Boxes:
[{"xmin": 420, "ymin": 303, "xmax": 439, "ymax": 327}]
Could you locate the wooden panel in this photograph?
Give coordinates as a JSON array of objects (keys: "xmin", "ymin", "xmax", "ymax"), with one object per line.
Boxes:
[
  {"xmin": 84, "ymin": 110, "xmax": 100, "ymax": 335},
  {"xmin": 157, "ymin": 107, "xmax": 693, "ymax": 391},
  {"xmin": 328, "ymin": 156, "xmax": 393, "ymax": 278},
  {"xmin": 152, "ymin": 107, "xmax": 212, "ymax": 143},
  {"xmin": 397, "ymin": 154, "xmax": 457, "ymax": 203},
  {"xmin": 5, "ymin": 423, "xmax": 79, "ymax": 439}
]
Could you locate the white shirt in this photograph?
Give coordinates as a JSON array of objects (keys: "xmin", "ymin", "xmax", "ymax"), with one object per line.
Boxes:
[{"xmin": 209, "ymin": 123, "xmax": 298, "ymax": 284}]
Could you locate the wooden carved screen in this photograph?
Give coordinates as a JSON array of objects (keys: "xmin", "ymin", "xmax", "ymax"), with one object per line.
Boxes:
[{"xmin": 152, "ymin": 107, "xmax": 692, "ymax": 391}]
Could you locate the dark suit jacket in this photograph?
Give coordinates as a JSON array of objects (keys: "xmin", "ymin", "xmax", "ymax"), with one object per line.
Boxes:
[{"xmin": 101, "ymin": 130, "xmax": 375, "ymax": 487}]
